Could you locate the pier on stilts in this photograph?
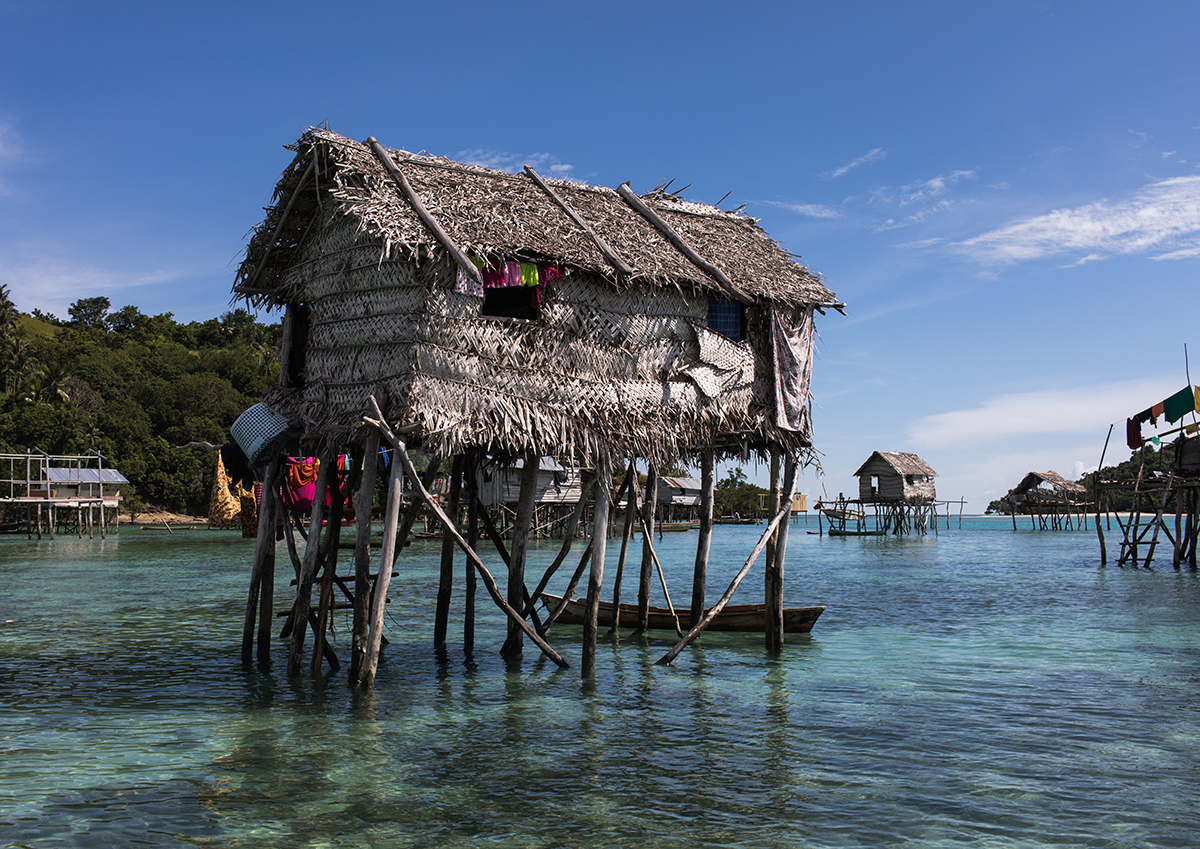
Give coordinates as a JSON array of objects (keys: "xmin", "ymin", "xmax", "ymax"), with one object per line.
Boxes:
[
  {"xmin": 0, "ymin": 451, "xmax": 126, "ymax": 539},
  {"xmin": 228, "ymin": 127, "xmax": 843, "ymax": 686},
  {"xmin": 1003, "ymin": 471, "xmax": 1091, "ymax": 532},
  {"xmin": 1094, "ymin": 435, "xmax": 1200, "ymax": 570}
]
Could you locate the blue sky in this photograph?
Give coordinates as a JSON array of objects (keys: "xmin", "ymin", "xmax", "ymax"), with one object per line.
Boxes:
[{"xmin": 1, "ymin": 1, "xmax": 1198, "ymax": 510}]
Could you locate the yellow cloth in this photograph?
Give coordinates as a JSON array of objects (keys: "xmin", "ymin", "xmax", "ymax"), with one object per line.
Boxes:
[{"xmin": 208, "ymin": 454, "xmax": 242, "ymax": 529}]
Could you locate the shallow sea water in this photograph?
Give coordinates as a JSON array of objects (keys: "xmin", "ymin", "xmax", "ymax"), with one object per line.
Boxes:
[{"xmin": 2, "ymin": 516, "xmax": 1199, "ymax": 848}]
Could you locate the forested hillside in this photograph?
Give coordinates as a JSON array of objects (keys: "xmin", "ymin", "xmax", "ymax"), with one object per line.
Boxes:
[{"xmin": 0, "ymin": 286, "xmax": 281, "ymax": 515}]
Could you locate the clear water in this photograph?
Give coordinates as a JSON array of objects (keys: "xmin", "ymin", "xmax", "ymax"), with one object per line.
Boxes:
[{"xmin": 2, "ymin": 517, "xmax": 1199, "ymax": 848}]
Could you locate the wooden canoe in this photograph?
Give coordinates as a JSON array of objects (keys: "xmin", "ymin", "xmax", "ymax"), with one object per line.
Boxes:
[{"xmin": 541, "ymin": 593, "xmax": 825, "ymax": 633}]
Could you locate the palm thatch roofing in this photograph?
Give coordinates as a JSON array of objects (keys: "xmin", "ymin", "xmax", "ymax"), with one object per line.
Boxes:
[
  {"xmin": 231, "ymin": 129, "xmax": 841, "ymax": 464},
  {"xmin": 234, "ymin": 128, "xmax": 840, "ymax": 310},
  {"xmin": 853, "ymin": 451, "xmax": 938, "ymax": 478},
  {"xmin": 1012, "ymin": 471, "xmax": 1087, "ymax": 497}
]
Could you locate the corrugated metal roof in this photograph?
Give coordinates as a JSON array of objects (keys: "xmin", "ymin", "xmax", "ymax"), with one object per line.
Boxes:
[{"xmin": 44, "ymin": 468, "xmax": 129, "ymax": 484}]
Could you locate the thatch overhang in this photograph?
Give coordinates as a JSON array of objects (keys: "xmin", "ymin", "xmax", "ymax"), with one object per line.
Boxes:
[{"xmin": 234, "ymin": 128, "xmax": 840, "ymax": 310}]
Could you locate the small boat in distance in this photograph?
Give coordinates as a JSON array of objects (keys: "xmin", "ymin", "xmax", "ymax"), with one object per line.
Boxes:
[{"xmin": 541, "ymin": 593, "xmax": 825, "ymax": 633}]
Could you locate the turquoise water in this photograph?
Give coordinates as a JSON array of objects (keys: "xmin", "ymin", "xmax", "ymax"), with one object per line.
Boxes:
[{"xmin": 2, "ymin": 517, "xmax": 1199, "ymax": 847}]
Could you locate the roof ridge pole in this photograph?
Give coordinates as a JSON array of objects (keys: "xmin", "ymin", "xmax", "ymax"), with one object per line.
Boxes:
[
  {"xmin": 615, "ymin": 182, "xmax": 752, "ymax": 305},
  {"xmin": 365, "ymin": 137, "xmax": 483, "ymax": 286},
  {"xmin": 523, "ymin": 166, "xmax": 635, "ymax": 277}
]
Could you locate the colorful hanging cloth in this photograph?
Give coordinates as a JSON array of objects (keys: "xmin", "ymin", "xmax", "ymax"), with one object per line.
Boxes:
[
  {"xmin": 1164, "ymin": 385, "xmax": 1196, "ymax": 424},
  {"xmin": 1127, "ymin": 417, "xmax": 1144, "ymax": 451}
]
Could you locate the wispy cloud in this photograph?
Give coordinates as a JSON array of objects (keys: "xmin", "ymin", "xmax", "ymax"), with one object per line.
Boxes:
[
  {"xmin": 956, "ymin": 175, "xmax": 1200, "ymax": 264},
  {"xmin": 0, "ymin": 254, "xmax": 184, "ymax": 318},
  {"xmin": 909, "ymin": 378, "xmax": 1183, "ymax": 446},
  {"xmin": 455, "ymin": 148, "xmax": 575, "ymax": 178},
  {"xmin": 899, "ymin": 170, "xmax": 976, "ymax": 206},
  {"xmin": 828, "ymin": 147, "xmax": 886, "ymax": 179},
  {"xmin": 759, "ymin": 200, "xmax": 842, "ymax": 219}
]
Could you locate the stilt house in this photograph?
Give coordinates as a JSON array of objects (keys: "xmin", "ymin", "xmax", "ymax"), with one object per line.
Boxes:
[
  {"xmin": 854, "ymin": 451, "xmax": 937, "ymax": 504},
  {"xmin": 231, "ymin": 128, "xmax": 840, "ymax": 682}
]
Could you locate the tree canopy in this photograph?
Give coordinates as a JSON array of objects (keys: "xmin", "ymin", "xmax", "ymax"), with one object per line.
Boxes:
[{"xmin": 0, "ymin": 290, "xmax": 282, "ymax": 514}]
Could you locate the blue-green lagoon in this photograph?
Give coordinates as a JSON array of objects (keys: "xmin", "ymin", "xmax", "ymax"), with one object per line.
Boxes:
[{"xmin": 2, "ymin": 517, "xmax": 1199, "ymax": 847}]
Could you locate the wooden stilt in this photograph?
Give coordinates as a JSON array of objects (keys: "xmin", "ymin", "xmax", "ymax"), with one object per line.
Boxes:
[
  {"xmin": 764, "ymin": 448, "xmax": 782, "ymax": 651},
  {"xmin": 656, "ymin": 489, "xmax": 795, "ymax": 667},
  {"xmin": 256, "ymin": 463, "xmax": 279, "ymax": 663},
  {"xmin": 435, "ymin": 455, "xmax": 464, "ymax": 647},
  {"xmin": 611, "ymin": 460, "xmax": 638, "ymax": 632},
  {"xmin": 516, "ymin": 472, "xmax": 599, "ymax": 627},
  {"xmin": 349, "ymin": 429, "xmax": 380, "ymax": 684},
  {"xmin": 691, "ymin": 450, "xmax": 714, "ymax": 629},
  {"xmin": 766, "ymin": 454, "xmax": 796, "ymax": 652},
  {"xmin": 359, "ymin": 399, "xmax": 567, "ymax": 671},
  {"xmin": 465, "ymin": 455, "xmax": 479, "ymax": 655},
  {"xmin": 312, "ymin": 459, "xmax": 350, "ymax": 677},
  {"xmin": 503, "ymin": 455, "xmax": 540, "ymax": 655},
  {"xmin": 636, "ymin": 466, "xmax": 658, "ymax": 632},
  {"xmin": 543, "ymin": 540, "xmax": 594, "ymax": 628},
  {"xmin": 582, "ymin": 445, "xmax": 611, "ymax": 679},
  {"xmin": 242, "ymin": 457, "xmax": 281, "ymax": 665},
  {"xmin": 358, "ymin": 444, "xmax": 405, "ymax": 688},
  {"xmin": 286, "ymin": 447, "xmax": 335, "ymax": 676}
]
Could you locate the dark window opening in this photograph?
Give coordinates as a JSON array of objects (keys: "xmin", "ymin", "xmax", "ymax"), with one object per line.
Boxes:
[
  {"xmin": 708, "ymin": 295, "xmax": 745, "ymax": 342},
  {"xmin": 482, "ymin": 285, "xmax": 540, "ymax": 320}
]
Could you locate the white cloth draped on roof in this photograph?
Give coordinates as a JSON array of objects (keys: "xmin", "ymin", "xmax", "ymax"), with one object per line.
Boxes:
[{"xmin": 771, "ymin": 306, "xmax": 813, "ymax": 432}]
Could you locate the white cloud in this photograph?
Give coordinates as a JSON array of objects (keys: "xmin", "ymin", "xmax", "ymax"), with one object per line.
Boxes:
[
  {"xmin": 0, "ymin": 254, "xmax": 183, "ymax": 318},
  {"xmin": 956, "ymin": 175, "xmax": 1200, "ymax": 264},
  {"xmin": 759, "ymin": 200, "xmax": 842, "ymax": 219},
  {"xmin": 908, "ymin": 378, "xmax": 1184, "ymax": 447},
  {"xmin": 828, "ymin": 147, "xmax": 886, "ymax": 179},
  {"xmin": 454, "ymin": 148, "xmax": 575, "ymax": 178}
]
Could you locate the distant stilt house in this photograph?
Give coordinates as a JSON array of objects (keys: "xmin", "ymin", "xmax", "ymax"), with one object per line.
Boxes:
[
  {"xmin": 479, "ymin": 457, "xmax": 588, "ymax": 538},
  {"xmin": 231, "ymin": 128, "xmax": 841, "ymax": 684},
  {"xmin": 1005, "ymin": 471, "xmax": 1089, "ymax": 531},
  {"xmin": 657, "ymin": 475, "xmax": 703, "ymax": 523},
  {"xmin": 846, "ymin": 451, "xmax": 938, "ymax": 535},
  {"xmin": 0, "ymin": 452, "xmax": 126, "ymax": 539}
]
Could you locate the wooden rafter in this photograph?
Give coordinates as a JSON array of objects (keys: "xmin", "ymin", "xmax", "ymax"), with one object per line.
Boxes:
[
  {"xmin": 366, "ymin": 136, "xmax": 483, "ymax": 286},
  {"xmin": 524, "ymin": 166, "xmax": 635, "ymax": 277},
  {"xmin": 616, "ymin": 182, "xmax": 752, "ymax": 305}
]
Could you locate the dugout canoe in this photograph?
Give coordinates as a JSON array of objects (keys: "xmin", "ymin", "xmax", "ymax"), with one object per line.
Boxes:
[{"xmin": 541, "ymin": 593, "xmax": 825, "ymax": 633}]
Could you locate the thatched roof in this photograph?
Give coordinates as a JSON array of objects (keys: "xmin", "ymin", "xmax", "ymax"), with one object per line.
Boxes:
[
  {"xmin": 854, "ymin": 451, "xmax": 938, "ymax": 478},
  {"xmin": 234, "ymin": 128, "xmax": 840, "ymax": 311},
  {"xmin": 1012, "ymin": 471, "xmax": 1086, "ymax": 496}
]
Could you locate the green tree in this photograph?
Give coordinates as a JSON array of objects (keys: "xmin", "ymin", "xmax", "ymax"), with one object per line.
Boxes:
[{"xmin": 68, "ymin": 296, "xmax": 111, "ymax": 330}]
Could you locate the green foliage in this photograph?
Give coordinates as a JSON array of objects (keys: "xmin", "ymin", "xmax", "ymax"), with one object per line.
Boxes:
[
  {"xmin": 68, "ymin": 296, "xmax": 111, "ymax": 329},
  {"xmin": 0, "ymin": 295, "xmax": 283, "ymax": 515},
  {"xmin": 714, "ymin": 465, "xmax": 768, "ymax": 517}
]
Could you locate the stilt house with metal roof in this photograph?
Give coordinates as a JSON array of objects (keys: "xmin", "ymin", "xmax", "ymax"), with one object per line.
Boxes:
[{"xmin": 231, "ymin": 128, "xmax": 840, "ymax": 685}]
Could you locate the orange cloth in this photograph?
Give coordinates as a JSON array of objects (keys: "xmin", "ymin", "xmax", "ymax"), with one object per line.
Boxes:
[{"xmin": 286, "ymin": 457, "xmax": 318, "ymax": 492}]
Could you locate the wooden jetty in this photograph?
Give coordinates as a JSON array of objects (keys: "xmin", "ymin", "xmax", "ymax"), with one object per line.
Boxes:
[{"xmin": 228, "ymin": 128, "xmax": 842, "ymax": 685}]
